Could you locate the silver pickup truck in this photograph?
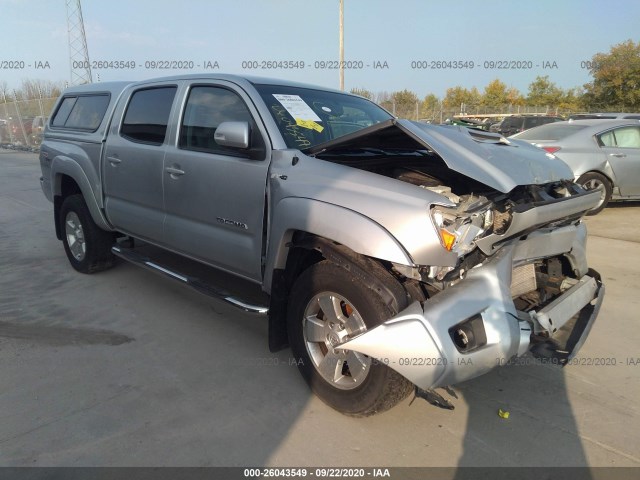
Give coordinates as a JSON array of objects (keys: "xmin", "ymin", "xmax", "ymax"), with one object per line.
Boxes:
[{"xmin": 39, "ymin": 74, "xmax": 604, "ymax": 416}]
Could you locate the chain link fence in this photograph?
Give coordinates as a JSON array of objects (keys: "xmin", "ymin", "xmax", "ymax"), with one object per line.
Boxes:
[
  {"xmin": 383, "ymin": 102, "xmax": 584, "ymax": 124},
  {"xmin": 0, "ymin": 95, "xmax": 58, "ymax": 151}
]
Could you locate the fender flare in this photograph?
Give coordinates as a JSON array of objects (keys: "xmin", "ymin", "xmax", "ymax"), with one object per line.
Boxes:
[
  {"xmin": 51, "ymin": 156, "xmax": 113, "ymax": 232},
  {"xmin": 263, "ymin": 197, "xmax": 413, "ymax": 292}
]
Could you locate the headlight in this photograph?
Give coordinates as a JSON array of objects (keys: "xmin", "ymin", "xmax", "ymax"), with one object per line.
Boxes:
[{"xmin": 431, "ymin": 201, "xmax": 493, "ymax": 257}]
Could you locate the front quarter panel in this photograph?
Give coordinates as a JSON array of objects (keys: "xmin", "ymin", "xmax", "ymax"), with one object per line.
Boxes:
[
  {"xmin": 265, "ymin": 151, "xmax": 458, "ymax": 287},
  {"xmin": 264, "ymin": 196, "xmax": 413, "ymax": 291}
]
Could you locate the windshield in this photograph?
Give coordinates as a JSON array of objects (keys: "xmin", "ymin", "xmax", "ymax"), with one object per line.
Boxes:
[
  {"xmin": 512, "ymin": 123, "xmax": 588, "ymax": 141},
  {"xmin": 254, "ymin": 84, "xmax": 392, "ymax": 149}
]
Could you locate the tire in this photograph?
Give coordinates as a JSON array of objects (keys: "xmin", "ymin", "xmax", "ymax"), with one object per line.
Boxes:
[
  {"xmin": 59, "ymin": 194, "xmax": 115, "ymax": 273},
  {"xmin": 287, "ymin": 261, "xmax": 413, "ymax": 416},
  {"xmin": 577, "ymin": 172, "xmax": 612, "ymax": 216}
]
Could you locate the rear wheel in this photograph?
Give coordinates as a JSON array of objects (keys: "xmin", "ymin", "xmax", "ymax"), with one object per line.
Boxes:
[
  {"xmin": 287, "ymin": 261, "xmax": 413, "ymax": 416},
  {"xmin": 577, "ymin": 172, "xmax": 611, "ymax": 215},
  {"xmin": 60, "ymin": 194, "xmax": 115, "ymax": 273}
]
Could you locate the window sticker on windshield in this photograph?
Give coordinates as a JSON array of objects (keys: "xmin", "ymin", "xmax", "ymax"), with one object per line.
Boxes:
[
  {"xmin": 272, "ymin": 94, "xmax": 322, "ymax": 122},
  {"xmin": 295, "ymin": 118, "xmax": 324, "ymax": 132}
]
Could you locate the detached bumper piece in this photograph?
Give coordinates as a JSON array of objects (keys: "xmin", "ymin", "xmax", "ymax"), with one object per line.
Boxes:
[
  {"xmin": 530, "ymin": 269, "xmax": 604, "ymax": 365},
  {"xmin": 339, "ymin": 235, "xmax": 604, "ymax": 391}
]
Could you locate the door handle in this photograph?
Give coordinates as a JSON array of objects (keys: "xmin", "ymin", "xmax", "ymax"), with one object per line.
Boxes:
[
  {"xmin": 165, "ymin": 166, "xmax": 185, "ymax": 176},
  {"xmin": 107, "ymin": 156, "xmax": 121, "ymax": 165},
  {"xmin": 609, "ymin": 153, "xmax": 626, "ymax": 158}
]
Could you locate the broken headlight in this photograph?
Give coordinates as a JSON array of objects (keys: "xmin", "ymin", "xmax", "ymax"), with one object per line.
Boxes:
[
  {"xmin": 430, "ymin": 196, "xmax": 493, "ymax": 257},
  {"xmin": 427, "ymin": 198, "xmax": 493, "ymax": 282}
]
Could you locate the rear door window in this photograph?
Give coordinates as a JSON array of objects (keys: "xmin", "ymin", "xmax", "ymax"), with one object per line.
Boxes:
[
  {"xmin": 597, "ymin": 127, "xmax": 640, "ymax": 148},
  {"xmin": 612, "ymin": 127, "xmax": 640, "ymax": 148},
  {"xmin": 121, "ymin": 86, "xmax": 177, "ymax": 145}
]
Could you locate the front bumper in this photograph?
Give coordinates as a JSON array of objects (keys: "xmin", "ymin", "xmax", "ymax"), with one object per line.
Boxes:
[{"xmin": 340, "ymin": 225, "xmax": 605, "ymax": 390}]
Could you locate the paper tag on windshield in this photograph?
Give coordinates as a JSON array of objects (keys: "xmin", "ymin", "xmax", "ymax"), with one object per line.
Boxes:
[{"xmin": 273, "ymin": 94, "xmax": 321, "ymax": 122}]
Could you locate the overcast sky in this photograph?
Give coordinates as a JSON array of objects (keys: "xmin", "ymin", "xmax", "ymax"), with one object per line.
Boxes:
[{"xmin": 2, "ymin": 0, "xmax": 639, "ymax": 97}]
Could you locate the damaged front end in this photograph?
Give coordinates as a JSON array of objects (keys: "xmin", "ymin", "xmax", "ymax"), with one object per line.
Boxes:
[
  {"xmin": 340, "ymin": 188, "xmax": 604, "ymax": 391},
  {"xmin": 307, "ymin": 118, "xmax": 605, "ymax": 395}
]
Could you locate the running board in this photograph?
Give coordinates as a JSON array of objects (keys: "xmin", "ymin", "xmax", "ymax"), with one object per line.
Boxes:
[{"xmin": 111, "ymin": 245, "xmax": 269, "ymax": 315}]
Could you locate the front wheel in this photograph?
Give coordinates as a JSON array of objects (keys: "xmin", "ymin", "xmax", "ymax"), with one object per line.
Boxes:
[
  {"xmin": 59, "ymin": 194, "xmax": 115, "ymax": 273},
  {"xmin": 577, "ymin": 172, "xmax": 611, "ymax": 215},
  {"xmin": 287, "ymin": 261, "xmax": 413, "ymax": 416}
]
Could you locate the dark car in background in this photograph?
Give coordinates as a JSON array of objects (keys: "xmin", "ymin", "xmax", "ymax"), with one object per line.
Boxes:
[
  {"xmin": 489, "ymin": 119, "xmax": 503, "ymax": 133},
  {"xmin": 499, "ymin": 115, "xmax": 563, "ymax": 136},
  {"xmin": 0, "ymin": 117, "xmax": 46, "ymax": 149},
  {"xmin": 512, "ymin": 119, "xmax": 640, "ymax": 214},
  {"xmin": 8, "ymin": 118, "xmax": 33, "ymax": 146}
]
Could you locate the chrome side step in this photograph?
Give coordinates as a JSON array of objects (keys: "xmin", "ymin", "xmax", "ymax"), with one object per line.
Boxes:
[{"xmin": 111, "ymin": 245, "xmax": 269, "ymax": 315}]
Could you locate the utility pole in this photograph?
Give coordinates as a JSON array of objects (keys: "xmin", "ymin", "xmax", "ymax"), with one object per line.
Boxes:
[
  {"xmin": 66, "ymin": 0, "xmax": 93, "ymax": 85},
  {"xmin": 12, "ymin": 90, "xmax": 28, "ymax": 146},
  {"xmin": 36, "ymin": 85, "xmax": 45, "ymax": 120},
  {"xmin": 1, "ymin": 91, "xmax": 16, "ymax": 144},
  {"xmin": 339, "ymin": 0, "xmax": 344, "ymax": 91}
]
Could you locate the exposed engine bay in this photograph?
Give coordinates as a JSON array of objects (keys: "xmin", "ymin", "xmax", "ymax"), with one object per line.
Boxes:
[
  {"xmin": 318, "ymin": 151, "xmax": 585, "ymax": 257},
  {"xmin": 315, "ymin": 150, "xmax": 598, "ymax": 348}
]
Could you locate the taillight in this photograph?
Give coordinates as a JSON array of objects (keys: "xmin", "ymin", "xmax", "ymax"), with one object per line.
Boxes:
[{"xmin": 542, "ymin": 146, "xmax": 561, "ymax": 154}]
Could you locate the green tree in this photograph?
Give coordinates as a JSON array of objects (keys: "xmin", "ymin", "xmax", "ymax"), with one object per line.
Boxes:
[
  {"xmin": 468, "ymin": 87, "xmax": 482, "ymax": 109},
  {"xmin": 375, "ymin": 91, "xmax": 392, "ymax": 112},
  {"xmin": 350, "ymin": 87, "xmax": 373, "ymax": 100},
  {"xmin": 390, "ymin": 89, "xmax": 419, "ymax": 118},
  {"xmin": 372, "ymin": 89, "xmax": 423, "ymax": 119},
  {"xmin": 482, "ymin": 79, "xmax": 508, "ymax": 108},
  {"xmin": 558, "ymin": 87, "xmax": 583, "ymax": 111},
  {"xmin": 582, "ymin": 39, "xmax": 640, "ymax": 110},
  {"xmin": 506, "ymin": 86, "xmax": 525, "ymax": 107},
  {"xmin": 443, "ymin": 86, "xmax": 478, "ymax": 113},
  {"xmin": 421, "ymin": 93, "xmax": 441, "ymax": 120},
  {"xmin": 527, "ymin": 75, "xmax": 563, "ymax": 107}
]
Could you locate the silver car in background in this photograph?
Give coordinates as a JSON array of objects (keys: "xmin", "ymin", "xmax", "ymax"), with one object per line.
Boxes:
[
  {"xmin": 512, "ymin": 119, "xmax": 640, "ymax": 214},
  {"xmin": 567, "ymin": 112, "xmax": 640, "ymax": 120}
]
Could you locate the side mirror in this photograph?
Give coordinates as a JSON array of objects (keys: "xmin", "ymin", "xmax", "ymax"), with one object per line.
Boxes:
[{"xmin": 214, "ymin": 121, "xmax": 250, "ymax": 149}]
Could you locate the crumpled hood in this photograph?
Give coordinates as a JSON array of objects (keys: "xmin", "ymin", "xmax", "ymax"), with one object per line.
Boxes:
[{"xmin": 305, "ymin": 119, "xmax": 574, "ymax": 193}]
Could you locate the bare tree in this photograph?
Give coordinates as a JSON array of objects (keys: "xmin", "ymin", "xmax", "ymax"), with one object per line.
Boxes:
[{"xmin": 20, "ymin": 79, "xmax": 65, "ymax": 100}]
